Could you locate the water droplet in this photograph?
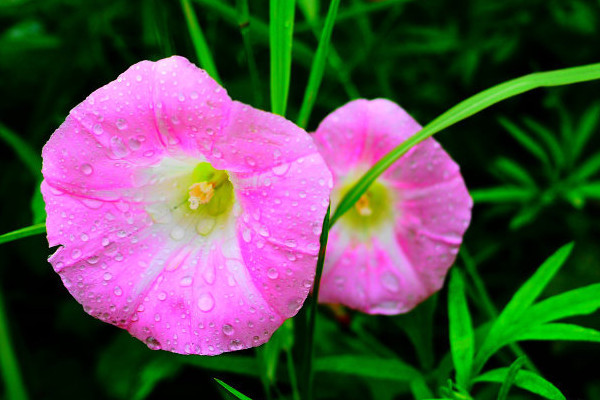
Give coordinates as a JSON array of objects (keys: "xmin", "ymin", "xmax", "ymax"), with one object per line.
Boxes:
[
  {"xmin": 113, "ymin": 286, "xmax": 123, "ymax": 296},
  {"xmin": 80, "ymin": 233, "xmax": 89, "ymax": 242},
  {"xmin": 180, "ymin": 276, "xmax": 193, "ymax": 287},
  {"xmin": 267, "ymin": 268, "xmax": 279, "ymax": 279},
  {"xmin": 258, "ymin": 225, "xmax": 270, "ymax": 237},
  {"xmin": 145, "ymin": 336, "xmax": 161, "ymax": 350},
  {"xmin": 206, "ymin": 128, "xmax": 214, "ymax": 136},
  {"xmin": 242, "ymin": 229, "xmax": 251, "ymax": 243},
  {"xmin": 71, "ymin": 249, "xmax": 82, "ymax": 259},
  {"xmin": 116, "ymin": 118, "xmax": 128, "ymax": 130},
  {"xmin": 196, "ymin": 218, "xmax": 216, "ymax": 236},
  {"xmin": 190, "ymin": 91, "xmax": 199, "ymax": 100},
  {"xmin": 284, "ymin": 239, "xmax": 297, "ymax": 248},
  {"xmin": 229, "ymin": 339, "xmax": 244, "ymax": 351},
  {"xmin": 157, "ymin": 291, "xmax": 167, "ymax": 301},
  {"xmin": 287, "ymin": 298, "xmax": 303, "ymax": 313},
  {"xmin": 245, "ymin": 156, "xmax": 256, "ymax": 166},
  {"xmin": 222, "ymin": 324, "xmax": 234, "ymax": 336},
  {"xmin": 178, "ymin": 94, "xmax": 185, "ymax": 102},
  {"xmin": 135, "ymin": 75, "xmax": 143, "ymax": 82},
  {"xmin": 110, "ymin": 136, "xmax": 130, "ymax": 158},
  {"xmin": 298, "ymin": 191, "xmax": 307, "ymax": 198},
  {"xmin": 302, "ymin": 279, "xmax": 313, "ymax": 288},
  {"xmin": 92, "ymin": 124, "xmax": 103, "ymax": 135},
  {"xmin": 80, "ymin": 163, "xmax": 93, "ymax": 175},
  {"xmin": 128, "ymin": 137, "xmax": 141, "ymax": 150},
  {"xmin": 272, "ymin": 163, "xmax": 290, "ymax": 176},
  {"xmin": 197, "ymin": 292, "xmax": 215, "ymax": 312},
  {"xmin": 381, "ymin": 272, "xmax": 400, "ymax": 292},
  {"xmin": 170, "ymin": 226, "xmax": 185, "ymax": 241},
  {"xmin": 203, "ymin": 263, "xmax": 216, "ymax": 285},
  {"xmin": 103, "ymin": 272, "xmax": 112, "ymax": 281}
]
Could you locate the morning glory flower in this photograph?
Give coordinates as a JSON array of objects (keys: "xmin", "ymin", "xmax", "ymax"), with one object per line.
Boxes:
[
  {"xmin": 42, "ymin": 56, "xmax": 332, "ymax": 354},
  {"xmin": 313, "ymin": 99, "xmax": 472, "ymax": 314}
]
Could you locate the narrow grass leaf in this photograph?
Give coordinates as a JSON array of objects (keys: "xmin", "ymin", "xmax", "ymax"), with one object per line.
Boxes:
[
  {"xmin": 0, "ymin": 289, "xmax": 29, "ymax": 400},
  {"xmin": 297, "ymin": 0, "xmax": 341, "ymax": 128},
  {"xmin": 0, "ymin": 122, "xmax": 41, "ymax": 178},
  {"xmin": 573, "ymin": 101, "xmax": 600, "ymax": 161},
  {"xmin": 493, "ymin": 157, "xmax": 537, "ymax": 187},
  {"xmin": 470, "ymin": 187, "xmax": 534, "ymax": 203},
  {"xmin": 475, "ymin": 243, "xmax": 574, "ymax": 373},
  {"xmin": 571, "ymin": 153, "xmax": 600, "ymax": 182},
  {"xmin": 522, "ymin": 117, "xmax": 565, "ymax": 169},
  {"xmin": 236, "ymin": 0, "xmax": 263, "ymax": 108},
  {"xmin": 448, "ymin": 269, "xmax": 475, "ymax": 390},
  {"xmin": 475, "ymin": 369, "xmax": 565, "ymax": 400},
  {"xmin": 513, "ymin": 323, "xmax": 600, "ymax": 343},
  {"xmin": 579, "ymin": 181, "xmax": 600, "ymax": 199},
  {"xmin": 180, "ymin": 0, "xmax": 221, "ymax": 83},
  {"xmin": 498, "ymin": 117, "xmax": 551, "ymax": 168},
  {"xmin": 521, "ymin": 283, "xmax": 600, "ymax": 327},
  {"xmin": 314, "ymin": 355, "xmax": 422, "ymax": 381},
  {"xmin": 331, "ymin": 62, "xmax": 600, "ymax": 226},
  {"xmin": 0, "ymin": 223, "xmax": 46, "ymax": 245},
  {"xmin": 270, "ymin": 0, "xmax": 296, "ymax": 116},
  {"xmin": 497, "ymin": 357, "xmax": 525, "ymax": 400},
  {"xmin": 214, "ymin": 378, "xmax": 253, "ymax": 400}
]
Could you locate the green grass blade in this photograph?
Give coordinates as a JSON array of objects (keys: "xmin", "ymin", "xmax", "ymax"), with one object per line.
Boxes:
[
  {"xmin": 573, "ymin": 101, "xmax": 600, "ymax": 161},
  {"xmin": 330, "ymin": 62, "xmax": 600, "ymax": 226},
  {"xmin": 0, "ymin": 223, "xmax": 46, "ymax": 246},
  {"xmin": 0, "ymin": 122, "xmax": 41, "ymax": 178},
  {"xmin": 448, "ymin": 269, "xmax": 474, "ymax": 390},
  {"xmin": 314, "ymin": 355, "xmax": 422, "ymax": 381},
  {"xmin": 474, "ymin": 369, "xmax": 565, "ymax": 400},
  {"xmin": 522, "ymin": 117, "xmax": 565, "ymax": 170},
  {"xmin": 0, "ymin": 288, "xmax": 29, "ymax": 400},
  {"xmin": 497, "ymin": 357, "xmax": 525, "ymax": 400},
  {"xmin": 493, "ymin": 157, "xmax": 537, "ymax": 187},
  {"xmin": 236, "ymin": 0, "xmax": 263, "ymax": 108},
  {"xmin": 520, "ymin": 283, "xmax": 600, "ymax": 327},
  {"xmin": 301, "ymin": 205, "xmax": 330, "ymax": 400},
  {"xmin": 474, "ymin": 243, "xmax": 574, "ymax": 374},
  {"xmin": 270, "ymin": 0, "xmax": 296, "ymax": 116},
  {"xmin": 513, "ymin": 323, "xmax": 600, "ymax": 343},
  {"xmin": 571, "ymin": 152, "xmax": 600, "ymax": 182},
  {"xmin": 497, "ymin": 117, "xmax": 551, "ymax": 170},
  {"xmin": 214, "ymin": 378, "xmax": 253, "ymax": 400},
  {"xmin": 180, "ymin": 0, "xmax": 221, "ymax": 83},
  {"xmin": 578, "ymin": 181, "xmax": 600, "ymax": 200},
  {"xmin": 470, "ymin": 187, "xmax": 534, "ymax": 203},
  {"xmin": 297, "ymin": 0, "xmax": 341, "ymax": 128}
]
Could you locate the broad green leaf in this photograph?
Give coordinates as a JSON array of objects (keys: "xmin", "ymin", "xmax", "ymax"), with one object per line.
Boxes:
[
  {"xmin": 180, "ymin": 0, "xmax": 221, "ymax": 83},
  {"xmin": 448, "ymin": 269, "xmax": 474, "ymax": 390},
  {"xmin": 297, "ymin": 0, "xmax": 341, "ymax": 128},
  {"xmin": 474, "ymin": 243, "xmax": 574, "ymax": 373},
  {"xmin": 497, "ymin": 357, "xmax": 524, "ymax": 400},
  {"xmin": 493, "ymin": 157, "xmax": 537, "ymax": 187},
  {"xmin": 512, "ymin": 323, "xmax": 600, "ymax": 343},
  {"xmin": 573, "ymin": 101, "xmax": 600, "ymax": 161},
  {"xmin": 475, "ymin": 369, "xmax": 565, "ymax": 400},
  {"xmin": 498, "ymin": 117, "xmax": 551, "ymax": 168},
  {"xmin": 0, "ymin": 223, "xmax": 46, "ymax": 245},
  {"xmin": 314, "ymin": 355, "xmax": 422, "ymax": 381},
  {"xmin": 331, "ymin": 62, "xmax": 600, "ymax": 226},
  {"xmin": 0, "ymin": 122, "xmax": 41, "ymax": 178},
  {"xmin": 521, "ymin": 283, "xmax": 600, "ymax": 327},
  {"xmin": 522, "ymin": 117, "xmax": 565, "ymax": 170},
  {"xmin": 270, "ymin": 0, "xmax": 296, "ymax": 116},
  {"xmin": 470, "ymin": 187, "xmax": 533, "ymax": 203},
  {"xmin": 215, "ymin": 378, "xmax": 253, "ymax": 400}
]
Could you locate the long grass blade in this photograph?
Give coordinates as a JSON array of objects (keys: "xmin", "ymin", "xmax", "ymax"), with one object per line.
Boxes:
[
  {"xmin": 270, "ymin": 0, "xmax": 296, "ymax": 116},
  {"xmin": 497, "ymin": 357, "xmax": 525, "ymax": 400},
  {"xmin": 331, "ymin": 62, "xmax": 600, "ymax": 226},
  {"xmin": 513, "ymin": 323, "xmax": 600, "ymax": 343},
  {"xmin": 181, "ymin": 0, "xmax": 221, "ymax": 83},
  {"xmin": 214, "ymin": 378, "xmax": 253, "ymax": 400},
  {"xmin": 474, "ymin": 369, "xmax": 565, "ymax": 400},
  {"xmin": 0, "ymin": 122, "xmax": 41, "ymax": 178},
  {"xmin": 0, "ymin": 223, "xmax": 46, "ymax": 246},
  {"xmin": 0, "ymin": 288, "xmax": 29, "ymax": 400},
  {"xmin": 297, "ymin": 0, "xmax": 341, "ymax": 128},
  {"xmin": 448, "ymin": 269, "xmax": 474, "ymax": 390},
  {"xmin": 236, "ymin": 0, "xmax": 263, "ymax": 108}
]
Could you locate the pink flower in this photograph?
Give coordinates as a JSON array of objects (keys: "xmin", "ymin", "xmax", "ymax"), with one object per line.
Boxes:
[
  {"xmin": 42, "ymin": 56, "xmax": 332, "ymax": 355},
  {"xmin": 313, "ymin": 99, "xmax": 472, "ymax": 315}
]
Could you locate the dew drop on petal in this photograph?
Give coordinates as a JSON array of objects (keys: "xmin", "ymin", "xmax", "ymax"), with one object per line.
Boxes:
[
  {"xmin": 113, "ymin": 286, "xmax": 123, "ymax": 296},
  {"xmin": 180, "ymin": 276, "xmax": 193, "ymax": 287},
  {"xmin": 229, "ymin": 339, "xmax": 244, "ymax": 351},
  {"xmin": 92, "ymin": 124, "xmax": 103, "ymax": 135},
  {"xmin": 222, "ymin": 324, "xmax": 234, "ymax": 336},
  {"xmin": 80, "ymin": 163, "xmax": 93, "ymax": 175},
  {"xmin": 197, "ymin": 292, "xmax": 215, "ymax": 312},
  {"xmin": 116, "ymin": 118, "xmax": 128, "ymax": 130},
  {"xmin": 157, "ymin": 291, "xmax": 167, "ymax": 301},
  {"xmin": 267, "ymin": 268, "xmax": 279, "ymax": 279},
  {"xmin": 103, "ymin": 272, "xmax": 112, "ymax": 281},
  {"xmin": 145, "ymin": 336, "xmax": 161, "ymax": 350},
  {"xmin": 381, "ymin": 272, "xmax": 400, "ymax": 292},
  {"xmin": 170, "ymin": 226, "xmax": 185, "ymax": 241},
  {"xmin": 71, "ymin": 249, "xmax": 82, "ymax": 259}
]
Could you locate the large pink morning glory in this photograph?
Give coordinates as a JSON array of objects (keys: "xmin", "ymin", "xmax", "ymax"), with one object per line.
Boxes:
[
  {"xmin": 313, "ymin": 99, "xmax": 472, "ymax": 315},
  {"xmin": 42, "ymin": 56, "xmax": 332, "ymax": 355}
]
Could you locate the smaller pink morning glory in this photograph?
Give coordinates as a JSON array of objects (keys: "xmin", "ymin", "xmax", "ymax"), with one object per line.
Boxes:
[
  {"xmin": 42, "ymin": 56, "xmax": 331, "ymax": 354},
  {"xmin": 313, "ymin": 99, "xmax": 472, "ymax": 315}
]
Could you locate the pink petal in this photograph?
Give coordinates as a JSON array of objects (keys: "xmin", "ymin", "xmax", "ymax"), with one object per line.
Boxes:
[
  {"xmin": 42, "ymin": 56, "xmax": 332, "ymax": 354},
  {"xmin": 313, "ymin": 99, "xmax": 472, "ymax": 315}
]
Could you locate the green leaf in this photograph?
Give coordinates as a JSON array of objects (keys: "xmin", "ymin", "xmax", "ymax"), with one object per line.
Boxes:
[
  {"xmin": 492, "ymin": 157, "xmax": 537, "ymax": 187},
  {"xmin": 180, "ymin": 0, "xmax": 221, "ymax": 83},
  {"xmin": 133, "ymin": 359, "xmax": 181, "ymax": 400},
  {"xmin": 314, "ymin": 355, "xmax": 422, "ymax": 381},
  {"xmin": 573, "ymin": 101, "xmax": 600, "ymax": 161},
  {"xmin": 498, "ymin": 117, "xmax": 551, "ymax": 168},
  {"xmin": 571, "ymin": 152, "xmax": 600, "ymax": 182},
  {"xmin": 270, "ymin": 0, "xmax": 296, "ymax": 116},
  {"xmin": 297, "ymin": 0, "xmax": 341, "ymax": 128},
  {"xmin": 470, "ymin": 187, "xmax": 534, "ymax": 203},
  {"xmin": 30, "ymin": 183, "xmax": 46, "ymax": 224},
  {"xmin": 448, "ymin": 269, "xmax": 474, "ymax": 390},
  {"xmin": 236, "ymin": 0, "xmax": 263, "ymax": 108},
  {"xmin": 578, "ymin": 181, "xmax": 600, "ymax": 200},
  {"xmin": 521, "ymin": 283, "xmax": 600, "ymax": 327},
  {"xmin": 522, "ymin": 117, "xmax": 565, "ymax": 170},
  {"xmin": 512, "ymin": 323, "xmax": 600, "ymax": 343},
  {"xmin": 0, "ymin": 223, "xmax": 46, "ymax": 246},
  {"xmin": 474, "ymin": 369, "xmax": 565, "ymax": 400},
  {"xmin": 0, "ymin": 122, "xmax": 41, "ymax": 178},
  {"xmin": 474, "ymin": 243, "xmax": 574, "ymax": 373},
  {"xmin": 215, "ymin": 378, "xmax": 253, "ymax": 400},
  {"xmin": 497, "ymin": 357, "xmax": 524, "ymax": 400},
  {"xmin": 331, "ymin": 62, "xmax": 600, "ymax": 226}
]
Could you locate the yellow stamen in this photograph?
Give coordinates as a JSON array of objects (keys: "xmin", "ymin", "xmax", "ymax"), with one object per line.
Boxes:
[
  {"xmin": 188, "ymin": 182, "xmax": 215, "ymax": 210},
  {"xmin": 355, "ymin": 193, "xmax": 373, "ymax": 216}
]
